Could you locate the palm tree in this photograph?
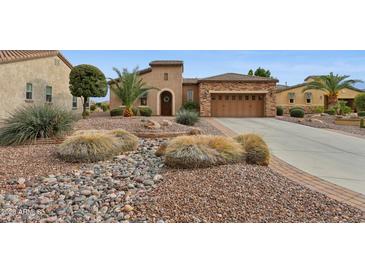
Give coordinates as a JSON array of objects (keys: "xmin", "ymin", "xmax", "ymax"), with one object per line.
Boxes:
[
  {"xmin": 109, "ymin": 67, "xmax": 153, "ymax": 117},
  {"xmin": 303, "ymin": 73, "xmax": 363, "ymax": 109}
]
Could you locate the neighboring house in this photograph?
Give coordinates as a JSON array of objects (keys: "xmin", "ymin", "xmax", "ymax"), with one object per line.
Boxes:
[
  {"xmin": 275, "ymin": 76, "xmax": 364, "ymax": 113},
  {"xmin": 0, "ymin": 50, "xmax": 82, "ymax": 120},
  {"xmin": 110, "ymin": 60, "xmax": 278, "ymax": 117}
]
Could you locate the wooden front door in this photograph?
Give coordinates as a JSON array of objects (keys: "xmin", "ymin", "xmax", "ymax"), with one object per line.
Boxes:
[
  {"xmin": 160, "ymin": 90, "xmax": 172, "ymax": 116},
  {"xmin": 211, "ymin": 93, "xmax": 265, "ymax": 117}
]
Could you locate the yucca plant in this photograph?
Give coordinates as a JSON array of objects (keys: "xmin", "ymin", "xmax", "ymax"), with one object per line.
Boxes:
[
  {"xmin": 303, "ymin": 73, "xmax": 362, "ymax": 108},
  {"xmin": 109, "ymin": 67, "xmax": 153, "ymax": 117},
  {"xmin": 0, "ymin": 105, "xmax": 74, "ymax": 146}
]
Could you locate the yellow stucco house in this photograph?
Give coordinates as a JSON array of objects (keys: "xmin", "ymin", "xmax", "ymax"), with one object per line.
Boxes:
[
  {"xmin": 0, "ymin": 50, "xmax": 83, "ymax": 121},
  {"xmin": 275, "ymin": 76, "xmax": 364, "ymax": 113}
]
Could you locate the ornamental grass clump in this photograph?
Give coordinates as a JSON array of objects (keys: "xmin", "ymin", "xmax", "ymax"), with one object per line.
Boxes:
[
  {"xmin": 110, "ymin": 129, "xmax": 139, "ymax": 152},
  {"xmin": 164, "ymin": 135, "xmax": 244, "ymax": 168},
  {"xmin": 0, "ymin": 105, "xmax": 74, "ymax": 146},
  {"xmin": 57, "ymin": 132, "xmax": 119, "ymax": 163},
  {"xmin": 234, "ymin": 134, "xmax": 270, "ymax": 166}
]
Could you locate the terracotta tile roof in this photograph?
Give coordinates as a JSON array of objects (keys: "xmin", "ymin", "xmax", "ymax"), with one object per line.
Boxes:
[
  {"xmin": 199, "ymin": 73, "xmax": 278, "ymax": 82},
  {"xmin": 183, "ymin": 78, "xmax": 199, "ymax": 84},
  {"xmin": 149, "ymin": 60, "xmax": 183, "ymax": 66},
  {"xmin": 0, "ymin": 50, "xmax": 73, "ymax": 69},
  {"xmin": 275, "ymin": 82, "xmax": 365, "ymax": 93}
]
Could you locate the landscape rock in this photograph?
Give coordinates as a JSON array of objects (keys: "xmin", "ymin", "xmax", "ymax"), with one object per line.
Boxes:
[{"xmin": 161, "ymin": 120, "xmax": 172, "ymax": 127}]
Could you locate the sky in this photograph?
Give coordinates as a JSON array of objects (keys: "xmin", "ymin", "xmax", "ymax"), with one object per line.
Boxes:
[{"xmin": 61, "ymin": 50, "xmax": 365, "ymax": 101}]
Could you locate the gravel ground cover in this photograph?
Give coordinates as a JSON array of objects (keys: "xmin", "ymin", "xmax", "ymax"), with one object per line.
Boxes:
[
  {"xmin": 0, "ymin": 139, "xmax": 165, "ymax": 222},
  {"xmin": 131, "ymin": 164, "xmax": 364, "ymax": 223},
  {"xmin": 277, "ymin": 115, "xmax": 365, "ymax": 138},
  {"xmin": 0, "ymin": 145, "xmax": 80, "ymax": 189}
]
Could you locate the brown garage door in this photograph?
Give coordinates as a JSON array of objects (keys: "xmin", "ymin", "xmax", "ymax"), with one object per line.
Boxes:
[{"xmin": 211, "ymin": 93, "xmax": 265, "ymax": 117}]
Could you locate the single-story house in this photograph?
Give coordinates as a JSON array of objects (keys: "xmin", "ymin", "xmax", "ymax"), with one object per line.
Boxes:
[
  {"xmin": 110, "ymin": 60, "xmax": 278, "ymax": 117},
  {"xmin": 275, "ymin": 76, "xmax": 364, "ymax": 113},
  {"xmin": 0, "ymin": 50, "xmax": 83, "ymax": 120}
]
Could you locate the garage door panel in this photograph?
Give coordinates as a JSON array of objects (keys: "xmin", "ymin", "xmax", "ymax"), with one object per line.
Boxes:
[{"xmin": 211, "ymin": 93, "xmax": 264, "ymax": 117}]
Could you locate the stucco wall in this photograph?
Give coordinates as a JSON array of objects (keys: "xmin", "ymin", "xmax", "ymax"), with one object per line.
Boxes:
[
  {"xmin": 0, "ymin": 56, "xmax": 82, "ymax": 120},
  {"xmin": 110, "ymin": 65, "xmax": 183, "ymax": 115},
  {"xmin": 198, "ymin": 81, "xmax": 276, "ymax": 117},
  {"xmin": 182, "ymin": 84, "xmax": 199, "ymax": 104}
]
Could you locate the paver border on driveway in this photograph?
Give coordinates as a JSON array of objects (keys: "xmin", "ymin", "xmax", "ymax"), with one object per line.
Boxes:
[{"xmin": 206, "ymin": 118, "xmax": 365, "ymax": 212}]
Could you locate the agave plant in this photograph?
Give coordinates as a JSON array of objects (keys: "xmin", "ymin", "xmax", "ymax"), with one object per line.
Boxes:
[
  {"xmin": 109, "ymin": 67, "xmax": 153, "ymax": 117},
  {"xmin": 303, "ymin": 73, "xmax": 362, "ymax": 108}
]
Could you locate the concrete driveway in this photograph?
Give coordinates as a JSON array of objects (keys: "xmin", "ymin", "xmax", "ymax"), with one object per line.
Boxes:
[{"xmin": 215, "ymin": 118, "xmax": 365, "ymax": 195}]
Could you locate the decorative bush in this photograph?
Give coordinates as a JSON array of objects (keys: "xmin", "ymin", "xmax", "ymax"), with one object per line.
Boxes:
[
  {"xmin": 334, "ymin": 100, "xmax": 352, "ymax": 115},
  {"xmin": 164, "ymin": 135, "xmax": 244, "ymax": 168},
  {"xmin": 101, "ymin": 103, "xmax": 109, "ymax": 112},
  {"xmin": 314, "ymin": 106, "xmax": 324, "ymax": 113},
  {"xmin": 155, "ymin": 142, "xmax": 168, "ymax": 157},
  {"xmin": 289, "ymin": 108, "xmax": 305, "ymax": 118},
  {"xmin": 360, "ymin": 119, "xmax": 365, "ymax": 128},
  {"xmin": 110, "ymin": 108, "xmax": 123, "ymax": 116},
  {"xmin": 132, "ymin": 107, "xmax": 139, "ymax": 116},
  {"xmin": 234, "ymin": 134, "xmax": 270, "ymax": 166},
  {"xmin": 139, "ymin": 107, "xmax": 152, "ymax": 117},
  {"xmin": 358, "ymin": 111, "xmax": 365, "ymax": 117},
  {"xmin": 109, "ymin": 129, "xmax": 138, "ymax": 152},
  {"xmin": 324, "ymin": 109, "xmax": 336, "ymax": 115},
  {"xmin": 90, "ymin": 105, "xmax": 96, "ymax": 112},
  {"xmin": 0, "ymin": 105, "xmax": 74, "ymax": 146},
  {"xmin": 354, "ymin": 93, "xmax": 365, "ymax": 111},
  {"xmin": 276, "ymin": 106, "xmax": 284, "ymax": 116},
  {"xmin": 57, "ymin": 132, "xmax": 120, "ymax": 162},
  {"xmin": 182, "ymin": 101, "xmax": 199, "ymax": 111},
  {"xmin": 176, "ymin": 109, "xmax": 199, "ymax": 126}
]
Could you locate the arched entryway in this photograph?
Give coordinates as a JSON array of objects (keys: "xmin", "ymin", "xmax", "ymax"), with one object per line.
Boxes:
[{"xmin": 160, "ymin": 90, "xmax": 173, "ymax": 116}]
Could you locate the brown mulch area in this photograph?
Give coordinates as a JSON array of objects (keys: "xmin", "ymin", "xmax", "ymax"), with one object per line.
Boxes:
[
  {"xmin": 0, "ymin": 145, "xmax": 80, "ymax": 188},
  {"xmin": 277, "ymin": 115, "xmax": 365, "ymax": 138},
  {"xmin": 132, "ymin": 164, "xmax": 364, "ymax": 223}
]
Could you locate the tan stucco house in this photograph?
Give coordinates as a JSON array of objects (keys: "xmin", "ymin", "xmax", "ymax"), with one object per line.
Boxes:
[
  {"xmin": 275, "ymin": 76, "xmax": 364, "ymax": 113},
  {"xmin": 110, "ymin": 60, "xmax": 278, "ymax": 117},
  {"xmin": 0, "ymin": 50, "xmax": 82, "ymax": 120}
]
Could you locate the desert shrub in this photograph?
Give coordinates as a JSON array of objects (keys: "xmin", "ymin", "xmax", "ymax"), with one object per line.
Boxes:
[
  {"xmin": 109, "ymin": 129, "xmax": 138, "ymax": 152},
  {"xmin": 176, "ymin": 109, "xmax": 199, "ymax": 126},
  {"xmin": 0, "ymin": 105, "xmax": 74, "ymax": 146},
  {"xmin": 276, "ymin": 106, "xmax": 284, "ymax": 116},
  {"xmin": 324, "ymin": 109, "xmax": 336, "ymax": 115},
  {"xmin": 132, "ymin": 107, "xmax": 139, "ymax": 116},
  {"xmin": 355, "ymin": 93, "xmax": 365, "ymax": 111},
  {"xmin": 335, "ymin": 100, "xmax": 352, "ymax": 115},
  {"xmin": 101, "ymin": 103, "xmax": 109, "ymax": 112},
  {"xmin": 360, "ymin": 119, "xmax": 365, "ymax": 128},
  {"xmin": 139, "ymin": 107, "xmax": 152, "ymax": 117},
  {"xmin": 358, "ymin": 111, "xmax": 365, "ymax": 117},
  {"xmin": 234, "ymin": 134, "xmax": 270, "ymax": 166},
  {"xmin": 182, "ymin": 101, "xmax": 199, "ymax": 111},
  {"xmin": 314, "ymin": 106, "xmax": 324, "ymax": 113},
  {"xmin": 164, "ymin": 135, "xmax": 244, "ymax": 168},
  {"xmin": 110, "ymin": 108, "xmax": 123, "ymax": 116},
  {"xmin": 90, "ymin": 105, "xmax": 96, "ymax": 112},
  {"xmin": 57, "ymin": 132, "xmax": 120, "ymax": 162},
  {"xmin": 289, "ymin": 108, "xmax": 305, "ymax": 118}
]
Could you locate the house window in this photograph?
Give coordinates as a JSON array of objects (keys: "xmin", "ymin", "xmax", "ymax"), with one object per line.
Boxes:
[
  {"xmin": 164, "ymin": 73, "xmax": 168, "ymax": 81},
  {"xmin": 187, "ymin": 90, "xmax": 193, "ymax": 102},
  {"xmin": 218, "ymin": 95, "xmax": 222, "ymax": 100},
  {"xmin": 305, "ymin": 92, "xmax": 312, "ymax": 104},
  {"xmin": 258, "ymin": 95, "xmax": 264, "ymax": 100},
  {"xmin": 238, "ymin": 95, "xmax": 243, "ymax": 100},
  {"xmin": 211, "ymin": 95, "xmax": 216, "ymax": 100},
  {"xmin": 72, "ymin": 96, "xmax": 78, "ymax": 108},
  {"xmin": 45, "ymin": 86, "xmax": 52, "ymax": 102},
  {"xmin": 225, "ymin": 95, "xmax": 229, "ymax": 100},
  {"xmin": 232, "ymin": 95, "xmax": 236, "ymax": 100},
  {"xmin": 140, "ymin": 94, "xmax": 147, "ymax": 106},
  {"xmin": 252, "ymin": 95, "xmax": 256, "ymax": 100},
  {"xmin": 26, "ymin": 83, "xmax": 32, "ymax": 100},
  {"xmin": 245, "ymin": 95, "xmax": 249, "ymax": 100},
  {"xmin": 288, "ymin": 92, "xmax": 295, "ymax": 104}
]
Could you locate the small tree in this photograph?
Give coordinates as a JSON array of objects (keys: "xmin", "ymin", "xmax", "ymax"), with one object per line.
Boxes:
[
  {"xmin": 69, "ymin": 64, "xmax": 107, "ymax": 118},
  {"xmin": 303, "ymin": 73, "xmax": 362, "ymax": 109},
  {"xmin": 248, "ymin": 67, "xmax": 271, "ymax": 77},
  {"xmin": 109, "ymin": 67, "xmax": 153, "ymax": 117},
  {"xmin": 354, "ymin": 93, "xmax": 365, "ymax": 111}
]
